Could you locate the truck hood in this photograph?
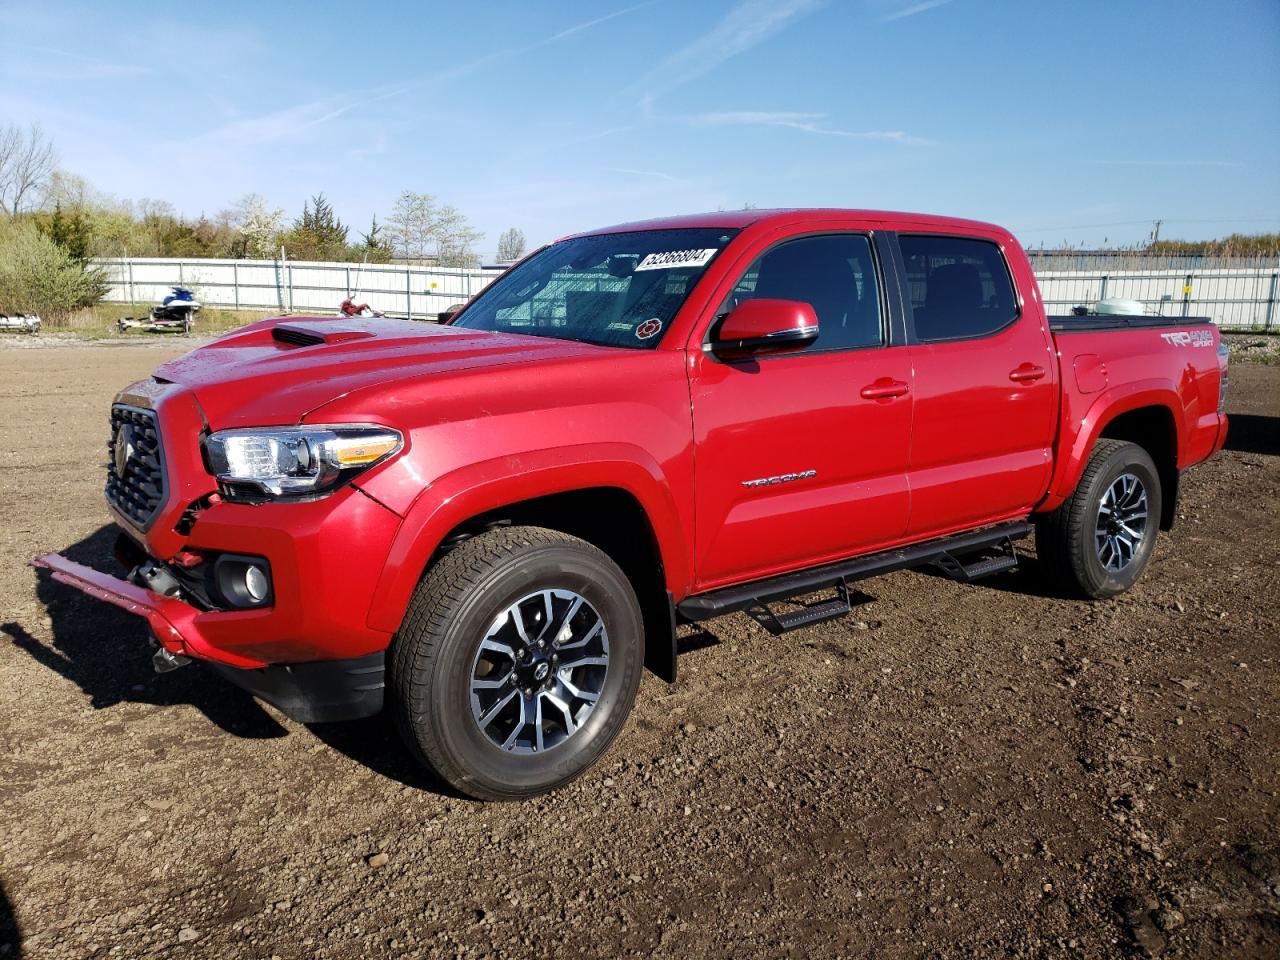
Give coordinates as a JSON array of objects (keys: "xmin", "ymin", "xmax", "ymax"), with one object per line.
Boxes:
[{"xmin": 154, "ymin": 317, "xmax": 608, "ymax": 429}]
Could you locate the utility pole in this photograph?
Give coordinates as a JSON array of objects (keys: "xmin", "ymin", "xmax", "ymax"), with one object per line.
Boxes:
[{"xmin": 1150, "ymin": 219, "xmax": 1163, "ymax": 246}]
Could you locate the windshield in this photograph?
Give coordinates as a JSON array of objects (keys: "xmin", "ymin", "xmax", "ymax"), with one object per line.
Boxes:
[{"xmin": 451, "ymin": 228, "xmax": 738, "ymax": 349}]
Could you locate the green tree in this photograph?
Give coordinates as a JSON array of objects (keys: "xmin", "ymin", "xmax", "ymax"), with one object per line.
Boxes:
[
  {"xmin": 280, "ymin": 193, "xmax": 351, "ymax": 260},
  {"xmin": 357, "ymin": 215, "xmax": 393, "ymax": 263},
  {"xmin": 42, "ymin": 203, "xmax": 93, "ymax": 261},
  {"xmin": 0, "ymin": 217, "xmax": 108, "ymax": 324}
]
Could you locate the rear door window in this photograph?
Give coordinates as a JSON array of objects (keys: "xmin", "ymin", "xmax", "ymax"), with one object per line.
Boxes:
[{"xmin": 898, "ymin": 235, "xmax": 1018, "ymax": 342}]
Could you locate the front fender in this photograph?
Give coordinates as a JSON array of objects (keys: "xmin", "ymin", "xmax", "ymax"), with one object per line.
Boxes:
[
  {"xmin": 1040, "ymin": 378, "xmax": 1183, "ymax": 512},
  {"xmin": 364, "ymin": 443, "xmax": 692, "ymax": 634}
]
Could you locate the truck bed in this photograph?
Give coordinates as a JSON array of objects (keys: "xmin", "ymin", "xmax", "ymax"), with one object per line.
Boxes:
[{"xmin": 1041, "ymin": 315, "xmax": 1226, "ymax": 518}]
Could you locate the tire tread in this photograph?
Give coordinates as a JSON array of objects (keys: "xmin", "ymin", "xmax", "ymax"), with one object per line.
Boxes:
[{"xmin": 1036, "ymin": 438, "xmax": 1156, "ymax": 599}]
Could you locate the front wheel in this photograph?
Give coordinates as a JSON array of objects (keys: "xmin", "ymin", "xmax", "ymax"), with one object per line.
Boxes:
[
  {"xmin": 1035, "ymin": 439, "xmax": 1162, "ymax": 599},
  {"xmin": 390, "ymin": 526, "xmax": 644, "ymax": 800}
]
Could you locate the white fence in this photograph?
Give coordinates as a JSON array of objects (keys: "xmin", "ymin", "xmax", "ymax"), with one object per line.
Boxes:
[
  {"xmin": 96, "ymin": 257, "xmax": 505, "ymax": 321},
  {"xmin": 1034, "ymin": 267, "xmax": 1278, "ymax": 329},
  {"xmin": 95, "ymin": 256, "xmax": 1280, "ymax": 330}
]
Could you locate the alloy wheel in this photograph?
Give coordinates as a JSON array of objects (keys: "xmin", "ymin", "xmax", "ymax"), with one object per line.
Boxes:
[
  {"xmin": 1095, "ymin": 472, "xmax": 1149, "ymax": 572},
  {"xmin": 469, "ymin": 589, "xmax": 609, "ymax": 754}
]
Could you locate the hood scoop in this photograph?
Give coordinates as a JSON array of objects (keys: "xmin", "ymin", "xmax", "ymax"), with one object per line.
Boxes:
[{"xmin": 272, "ymin": 323, "xmax": 377, "ymax": 348}]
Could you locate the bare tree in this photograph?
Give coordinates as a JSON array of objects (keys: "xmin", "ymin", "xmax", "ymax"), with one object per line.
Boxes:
[
  {"xmin": 434, "ymin": 204, "xmax": 483, "ymax": 267},
  {"xmin": 0, "ymin": 123, "xmax": 56, "ymax": 216},
  {"xmin": 385, "ymin": 191, "xmax": 484, "ymax": 266},
  {"xmin": 496, "ymin": 227, "xmax": 527, "ymax": 262},
  {"xmin": 41, "ymin": 169, "xmax": 97, "ymax": 210},
  {"xmin": 386, "ymin": 191, "xmax": 438, "ymax": 261}
]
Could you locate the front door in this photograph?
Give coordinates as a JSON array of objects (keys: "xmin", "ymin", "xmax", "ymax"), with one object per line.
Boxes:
[{"xmin": 689, "ymin": 232, "xmax": 914, "ymax": 590}]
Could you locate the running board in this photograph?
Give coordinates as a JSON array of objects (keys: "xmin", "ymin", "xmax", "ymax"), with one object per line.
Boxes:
[
  {"xmin": 677, "ymin": 521, "xmax": 1032, "ymax": 623},
  {"xmin": 746, "ymin": 580, "xmax": 875, "ymax": 636},
  {"xmin": 930, "ymin": 536, "xmax": 1019, "ymax": 583}
]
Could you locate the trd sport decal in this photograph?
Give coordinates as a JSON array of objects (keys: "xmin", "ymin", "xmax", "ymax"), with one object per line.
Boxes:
[{"xmin": 1160, "ymin": 330, "xmax": 1214, "ymax": 348}]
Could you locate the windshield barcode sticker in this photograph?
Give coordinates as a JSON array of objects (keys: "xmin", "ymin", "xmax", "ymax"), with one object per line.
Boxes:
[{"xmin": 634, "ymin": 248, "xmax": 719, "ymax": 271}]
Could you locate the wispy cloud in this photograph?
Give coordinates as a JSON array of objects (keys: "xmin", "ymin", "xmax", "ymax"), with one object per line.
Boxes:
[
  {"xmin": 630, "ymin": 0, "xmax": 825, "ymax": 102},
  {"xmin": 193, "ymin": 95, "xmax": 372, "ymax": 148},
  {"xmin": 543, "ymin": 2, "xmax": 657, "ymax": 44},
  {"xmin": 193, "ymin": 3, "xmax": 655, "ymax": 148},
  {"xmin": 603, "ymin": 166, "xmax": 681, "ymax": 182},
  {"xmin": 17, "ymin": 44, "xmax": 150, "ymax": 79},
  {"xmin": 417, "ymin": 0, "xmax": 658, "ymax": 89},
  {"xmin": 349, "ymin": 130, "xmax": 389, "ymax": 160},
  {"xmin": 1093, "ymin": 159, "xmax": 1243, "ymax": 168},
  {"xmin": 881, "ymin": 0, "xmax": 954, "ymax": 21},
  {"xmin": 689, "ymin": 110, "xmax": 930, "ymax": 144}
]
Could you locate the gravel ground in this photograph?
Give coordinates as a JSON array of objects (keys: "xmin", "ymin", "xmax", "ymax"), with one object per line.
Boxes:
[
  {"xmin": 0, "ymin": 345, "xmax": 1276, "ymax": 960},
  {"xmin": 1224, "ymin": 333, "xmax": 1280, "ymax": 366}
]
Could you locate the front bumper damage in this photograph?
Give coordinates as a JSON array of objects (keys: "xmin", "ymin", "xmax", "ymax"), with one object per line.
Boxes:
[
  {"xmin": 33, "ymin": 376, "xmax": 404, "ymax": 724},
  {"xmin": 32, "ymin": 552, "xmax": 385, "ymax": 723}
]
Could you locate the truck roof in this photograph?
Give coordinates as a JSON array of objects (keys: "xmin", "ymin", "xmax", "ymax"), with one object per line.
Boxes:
[{"xmin": 565, "ymin": 208, "xmax": 1009, "ymax": 240}]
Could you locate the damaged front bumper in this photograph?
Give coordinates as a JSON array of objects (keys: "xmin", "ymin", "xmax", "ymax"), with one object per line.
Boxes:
[{"xmin": 31, "ymin": 553, "xmax": 385, "ymax": 723}]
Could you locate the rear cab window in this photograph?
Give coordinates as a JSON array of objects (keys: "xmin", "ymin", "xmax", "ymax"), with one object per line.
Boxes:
[{"xmin": 898, "ymin": 235, "xmax": 1019, "ymax": 342}]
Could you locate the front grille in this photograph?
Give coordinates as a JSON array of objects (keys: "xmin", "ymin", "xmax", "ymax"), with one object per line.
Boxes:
[{"xmin": 105, "ymin": 405, "xmax": 166, "ymax": 528}]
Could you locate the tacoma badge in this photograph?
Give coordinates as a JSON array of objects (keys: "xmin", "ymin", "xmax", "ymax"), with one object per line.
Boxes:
[{"xmin": 741, "ymin": 469, "xmax": 817, "ymax": 488}]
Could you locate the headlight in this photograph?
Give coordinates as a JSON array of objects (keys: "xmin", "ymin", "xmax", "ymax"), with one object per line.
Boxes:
[{"xmin": 203, "ymin": 425, "xmax": 402, "ymax": 501}]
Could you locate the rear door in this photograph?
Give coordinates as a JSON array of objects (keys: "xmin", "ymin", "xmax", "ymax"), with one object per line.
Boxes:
[
  {"xmin": 688, "ymin": 228, "xmax": 914, "ymax": 590},
  {"xmin": 893, "ymin": 231, "xmax": 1057, "ymax": 536}
]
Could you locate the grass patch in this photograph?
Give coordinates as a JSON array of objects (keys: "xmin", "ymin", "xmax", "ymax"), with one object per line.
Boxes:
[{"xmin": 61, "ymin": 303, "xmax": 284, "ymax": 340}]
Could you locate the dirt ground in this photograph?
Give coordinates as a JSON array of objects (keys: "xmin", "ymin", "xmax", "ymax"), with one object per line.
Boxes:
[{"xmin": 0, "ymin": 341, "xmax": 1276, "ymax": 960}]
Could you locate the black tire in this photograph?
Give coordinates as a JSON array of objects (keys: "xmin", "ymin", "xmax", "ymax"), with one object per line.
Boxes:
[
  {"xmin": 390, "ymin": 526, "xmax": 644, "ymax": 800},
  {"xmin": 1035, "ymin": 439, "xmax": 1162, "ymax": 599}
]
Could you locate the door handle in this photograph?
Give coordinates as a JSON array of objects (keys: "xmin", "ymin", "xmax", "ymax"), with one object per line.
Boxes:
[
  {"xmin": 860, "ymin": 378, "xmax": 910, "ymax": 400},
  {"xmin": 1009, "ymin": 363, "xmax": 1047, "ymax": 383}
]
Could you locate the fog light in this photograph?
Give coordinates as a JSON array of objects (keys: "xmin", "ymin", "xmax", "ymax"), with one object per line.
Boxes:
[
  {"xmin": 213, "ymin": 554, "xmax": 273, "ymax": 608},
  {"xmin": 244, "ymin": 565, "xmax": 269, "ymax": 602}
]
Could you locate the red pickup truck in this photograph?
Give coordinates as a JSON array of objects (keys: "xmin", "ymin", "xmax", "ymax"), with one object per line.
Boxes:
[{"xmin": 37, "ymin": 209, "xmax": 1228, "ymax": 799}]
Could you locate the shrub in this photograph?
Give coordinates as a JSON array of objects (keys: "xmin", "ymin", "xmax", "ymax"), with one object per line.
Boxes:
[{"xmin": 0, "ymin": 218, "xmax": 108, "ymax": 324}]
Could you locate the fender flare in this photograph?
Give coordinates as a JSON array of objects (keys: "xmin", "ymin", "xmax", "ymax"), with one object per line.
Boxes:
[
  {"xmin": 1040, "ymin": 379, "xmax": 1183, "ymax": 512},
  {"xmin": 364, "ymin": 443, "xmax": 691, "ymax": 634}
]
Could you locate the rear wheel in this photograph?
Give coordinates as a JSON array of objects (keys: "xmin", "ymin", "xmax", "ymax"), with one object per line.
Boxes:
[
  {"xmin": 390, "ymin": 526, "xmax": 644, "ymax": 800},
  {"xmin": 1035, "ymin": 439, "xmax": 1162, "ymax": 599}
]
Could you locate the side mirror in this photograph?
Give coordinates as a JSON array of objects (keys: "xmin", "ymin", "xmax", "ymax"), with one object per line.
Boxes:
[
  {"xmin": 712, "ymin": 299, "xmax": 818, "ymax": 359},
  {"xmin": 437, "ymin": 303, "xmax": 466, "ymax": 324}
]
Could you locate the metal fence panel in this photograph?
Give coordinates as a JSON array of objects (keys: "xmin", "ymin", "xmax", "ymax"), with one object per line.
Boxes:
[
  {"xmin": 95, "ymin": 257, "xmax": 505, "ymax": 320},
  {"xmin": 1034, "ymin": 267, "xmax": 1279, "ymax": 329}
]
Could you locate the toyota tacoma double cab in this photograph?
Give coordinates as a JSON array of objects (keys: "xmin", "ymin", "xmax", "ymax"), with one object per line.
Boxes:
[{"xmin": 36, "ymin": 209, "xmax": 1229, "ymax": 800}]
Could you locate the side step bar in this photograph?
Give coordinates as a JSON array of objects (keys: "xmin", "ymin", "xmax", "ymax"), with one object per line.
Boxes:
[
  {"xmin": 677, "ymin": 521, "xmax": 1031, "ymax": 623},
  {"xmin": 930, "ymin": 534, "xmax": 1020, "ymax": 583},
  {"xmin": 745, "ymin": 580, "xmax": 877, "ymax": 637}
]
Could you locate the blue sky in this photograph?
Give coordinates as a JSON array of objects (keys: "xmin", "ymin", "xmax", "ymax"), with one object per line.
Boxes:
[{"xmin": 3, "ymin": 0, "xmax": 1278, "ymax": 258}]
